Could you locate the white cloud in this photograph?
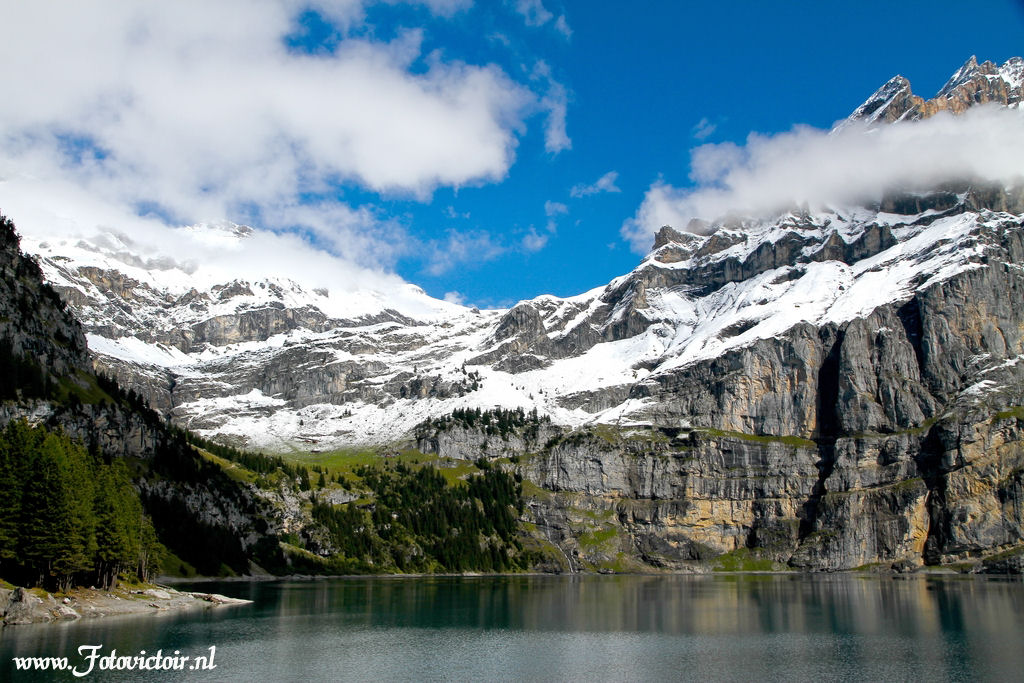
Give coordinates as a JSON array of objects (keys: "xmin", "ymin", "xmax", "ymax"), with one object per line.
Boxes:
[
  {"xmin": 404, "ymin": 0, "xmax": 474, "ymax": 17},
  {"xmin": 259, "ymin": 200, "xmax": 411, "ymax": 268},
  {"xmin": 1, "ymin": 5, "xmax": 535, "ymax": 200},
  {"xmin": 521, "ymin": 228, "xmax": 548, "ymax": 252},
  {"xmin": 692, "ymin": 117, "xmax": 717, "ymax": 140},
  {"xmin": 0, "ymin": 1, "xmax": 557, "ymax": 280},
  {"xmin": 541, "ymin": 82, "xmax": 571, "ymax": 153},
  {"xmin": 443, "ymin": 290, "xmax": 466, "ymax": 305},
  {"xmin": 0, "ymin": 175, "xmax": 430, "ymax": 304},
  {"xmin": 444, "ymin": 205, "xmax": 471, "ymax": 219},
  {"xmin": 511, "ymin": 0, "xmax": 571, "ymax": 39},
  {"xmin": 553, "ymin": 15, "xmax": 572, "ymax": 39},
  {"xmin": 530, "ymin": 61, "xmax": 571, "ymax": 154},
  {"xmin": 514, "ymin": 0, "xmax": 553, "ymax": 27},
  {"xmin": 543, "ymin": 199, "xmax": 567, "ymax": 233},
  {"xmin": 571, "ymin": 170, "xmax": 620, "ymax": 198},
  {"xmin": 622, "ymin": 106, "xmax": 1024, "ymax": 252},
  {"xmin": 545, "ymin": 200, "xmax": 568, "ymax": 217},
  {"xmin": 488, "ymin": 32, "xmax": 513, "ymax": 48}
]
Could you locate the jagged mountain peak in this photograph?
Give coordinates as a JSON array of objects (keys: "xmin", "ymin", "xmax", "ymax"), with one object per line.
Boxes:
[
  {"xmin": 1001, "ymin": 56, "xmax": 1024, "ymax": 89},
  {"xmin": 6, "ymin": 192, "xmax": 1024, "ymax": 577},
  {"xmin": 27, "ymin": 175, "xmax": 1020, "ymax": 452},
  {"xmin": 14, "ymin": 206, "xmax": 1019, "ymax": 454},
  {"xmin": 838, "ymin": 55, "xmax": 1023, "ymax": 131},
  {"xmin": 652, "ymin": 225, "xmax": 690, "ymax": 250},
  {"xmin": 936, "ymin": 55, "xmax": 987, "ymax": 97},
  {"xmin": 843, "ymin": 75, "xmax": 915, "ymax": 127},
  {"xmin": 936, "ymin": 55, "xmax": 1024, "ymax": 98},
  {"xmin": 22, "ymin": 222, "xmax": 469, "ymax": 352}
]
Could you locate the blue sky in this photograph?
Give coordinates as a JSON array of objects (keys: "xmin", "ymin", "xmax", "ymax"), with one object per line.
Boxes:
[{"xmin": 2, "ymin": 1, "xmax": 1023, "ymax": 308}]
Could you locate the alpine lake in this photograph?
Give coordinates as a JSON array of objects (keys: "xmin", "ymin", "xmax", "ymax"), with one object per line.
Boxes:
[{"xmin": 3, "ymin": 573, "xmax": 1024, "ymax": 682}]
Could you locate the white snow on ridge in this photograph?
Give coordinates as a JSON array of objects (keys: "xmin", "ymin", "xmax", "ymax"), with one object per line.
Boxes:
[
  {"xmin": 86, "ymin": 334, "xmax": 192, "ymax": 368},
  {"xmin": 21, "ymin": 200, "xmax": 1024, "ymax": 450},
  {"xmin": 648, "ymin": 212, "xmax": 991, "ymax": 375},
  {"xmin": 22, "ymin": 222, "xmax": 467, "ymax": 325},
  {"xmin": 998, "ymin": 57, "xmax": 1023, "ymax": 90}
]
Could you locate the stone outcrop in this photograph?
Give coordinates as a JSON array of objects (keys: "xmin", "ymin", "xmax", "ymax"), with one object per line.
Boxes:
[
  {"xmin": 0, "ymin": 218, "xmax": 294, "ymax": 576},
  {"xmin": 422, "ymin": 403, "xmax": 1023, "ymax": 573},
  {"xmin": 0, "ymin": 587, "xmax": 77, "ymax": 625},
  {"xmin": 0, "ymin": 585, "xmax": 250, "ymax": 627},
  {"xmin": 0, "ymin": 222, "xmax": 90, "ymax": 379}
]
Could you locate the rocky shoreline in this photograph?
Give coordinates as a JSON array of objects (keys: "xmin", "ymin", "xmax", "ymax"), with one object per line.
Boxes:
[{"xmin": 0, "ymin": 584, "xmax": 251, "ymax": 627}]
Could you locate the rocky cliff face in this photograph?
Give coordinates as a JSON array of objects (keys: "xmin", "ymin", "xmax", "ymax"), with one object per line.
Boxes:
[
  {"xmin": 410, "ymin": 115, "xmax": 1024, "ymax": 573},
  {"xmin": 412, "ymin": 206, "xmax": 1024, "ymax": 572},
  {"xmin": 419, "ymin": 372, "xmax": 1022, "ymax": 574},
  {"xmin": 0, "ymin": 220, "xmax": 89, "ymax": 380}
]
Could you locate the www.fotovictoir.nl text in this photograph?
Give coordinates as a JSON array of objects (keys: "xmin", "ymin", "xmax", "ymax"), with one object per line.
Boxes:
[{"xmin": 11, "ymin": 645, "xmax": 217, "ymax": 676}]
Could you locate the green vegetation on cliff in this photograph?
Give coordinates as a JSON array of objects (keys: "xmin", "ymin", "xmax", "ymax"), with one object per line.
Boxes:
[
  {"xmin": 307, "ymin": 460, "xmax": 533, "ymax": 574},
  {"xmin": 186, "ymin": 430, "xmax": 319, "ymax": 489}
]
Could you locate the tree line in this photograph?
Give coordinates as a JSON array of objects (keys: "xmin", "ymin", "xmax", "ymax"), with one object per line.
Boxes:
[
  {"xmin": 417, "ymin": 406, "xmax": 551, "ymax": 440},
  {"xmin": 0, "ymin": 213, "xmax": 284, "ymax": 584}
]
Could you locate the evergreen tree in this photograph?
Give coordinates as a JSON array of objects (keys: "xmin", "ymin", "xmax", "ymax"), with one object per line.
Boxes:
[
  {"xmin": 0, "ymin": 421, "xmax": 33, "ymax": 567},
  {"xmin": 19, "ymin": 434, "xmax": 76, "ymax": 588},
  {"xmin": 135, "ymin": 518, "xmax": 162, "ymax": 584},
  {"xmin": 55, "ymin": 433, "xmax": 97, "ymax": 589},
  {"xmin": 93, "ymin": 466, "xmax": 132, "ymax": 589}
]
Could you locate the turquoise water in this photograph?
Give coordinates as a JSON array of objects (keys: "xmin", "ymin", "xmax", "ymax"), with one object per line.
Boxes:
[{"xmin": 3, "ymin": 574, "xmax": 1024, "ymax": 681}]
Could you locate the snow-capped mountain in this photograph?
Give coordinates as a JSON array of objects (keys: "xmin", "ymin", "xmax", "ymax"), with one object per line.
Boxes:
[
  {"xmin": 24, "ymin": 187, "xmax": 1023, "ymax": 453},
  {"xmin": 27, "ymin": 220, "xmax": 463, "ymax": 342},
  {"xmin": 10, "ymin": 57, "xmax": 1024, "ymax": 573},
  {"xmin": 17, "ymin": 57, "xmax": 1024, "ymax": 454}
]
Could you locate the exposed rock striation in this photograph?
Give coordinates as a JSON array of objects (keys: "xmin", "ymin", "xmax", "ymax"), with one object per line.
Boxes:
[{"xmin": 0, "ymin": 222, "xmax": 89, "ymax": 379}]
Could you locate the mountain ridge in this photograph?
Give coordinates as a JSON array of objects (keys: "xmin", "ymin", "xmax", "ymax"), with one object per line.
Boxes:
[
  {"xmin": 31, "ymin": 183, "xmax": 1021, "ymax": 451},
  {"xmin": 839, "ymin": 55, "xmax": 1023, "ymax": 130}
]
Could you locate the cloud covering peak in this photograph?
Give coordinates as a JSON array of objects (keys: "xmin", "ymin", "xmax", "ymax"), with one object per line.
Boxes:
[{"xmin": 622, "ymin": 105, "xmax": 1024, "ymax": 252}]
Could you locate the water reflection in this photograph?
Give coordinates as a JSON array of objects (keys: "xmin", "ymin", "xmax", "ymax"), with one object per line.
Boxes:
[
  {"xmin": 2, "ymin": 574, "xmax": 1022, "ymax": 681},
  {"xmin": 232, "ymin": 573, "xmax": 1024, "ymax": 636}
]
